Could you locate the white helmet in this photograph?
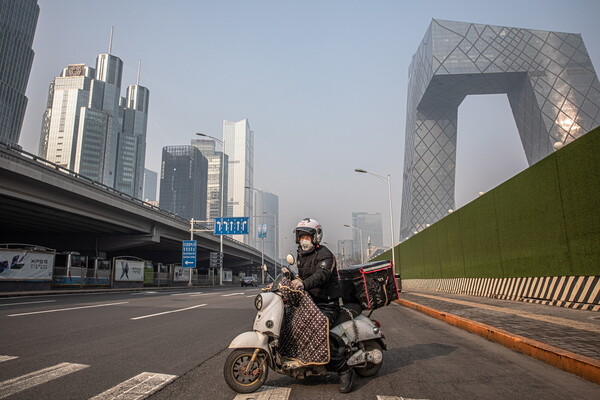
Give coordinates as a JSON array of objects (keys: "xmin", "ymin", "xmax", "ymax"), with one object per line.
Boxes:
[{"xmin": 294, "ymin": 218, "xmax": 323, "ymax": 244}]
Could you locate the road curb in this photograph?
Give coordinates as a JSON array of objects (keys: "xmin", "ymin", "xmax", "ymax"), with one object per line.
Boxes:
[{"xmin": 395, "ymin": 298, "xmax": 600, "ymax": 385}]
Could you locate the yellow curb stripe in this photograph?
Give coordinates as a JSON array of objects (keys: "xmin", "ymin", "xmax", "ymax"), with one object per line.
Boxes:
[{"xmin": 395, "ymin": 299, "xmax": 600, "ymax": 385}]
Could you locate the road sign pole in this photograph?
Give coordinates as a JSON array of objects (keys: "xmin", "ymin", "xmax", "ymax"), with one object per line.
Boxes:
[{"xmin": 189, "ymin": 219, "xmax": 194, "ymax": 287}]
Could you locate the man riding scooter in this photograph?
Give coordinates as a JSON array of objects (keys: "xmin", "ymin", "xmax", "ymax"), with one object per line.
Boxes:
[{"xmin": 290, "ymin": 218, "xmax": 355, "ymax": 393}]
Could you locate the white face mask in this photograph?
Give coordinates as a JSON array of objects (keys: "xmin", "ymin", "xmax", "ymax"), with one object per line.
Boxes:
[{"xmin": 300, "ymin": 238, "xmax": 314, "ymax": 251}]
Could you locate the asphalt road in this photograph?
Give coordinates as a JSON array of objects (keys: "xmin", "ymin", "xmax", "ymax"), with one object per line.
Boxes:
[{"xmin": 0, "ymin": 287, "xmax": 598, "ymax": 400}]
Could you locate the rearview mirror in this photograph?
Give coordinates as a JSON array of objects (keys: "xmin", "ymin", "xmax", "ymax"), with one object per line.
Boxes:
[{"xmin": 286, "ymin": 253, "xmax": 296, "ymax": 265}]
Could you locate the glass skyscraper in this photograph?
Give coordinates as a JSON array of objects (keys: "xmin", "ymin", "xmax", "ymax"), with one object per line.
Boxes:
[
  {"xmin": 223, "ymin": 119, "xmax": 254, "ymax": 244},
  {"xmin": 143, "ymin": 168, "xmax": 157, "ymax": 202},
  {"xmin": 191, "ymin": 139, "xmax": 229, "ymax": 220},
  {"xmin": 401, "ymin": 19, "xmax": 600, "ymax": 239},
  {"xmin": 39, "ymin": 49, "xmax": 149, "ymax": 198},
  {"xmin": 352, "ymin": 212, "xmax": 383, "ymax": 261},
  {"xmin": 254, "ymin": 191, "xmax": 279, "ymax": 262},
  {"xmin": 0, "ymin": 0, "xmax": 39, "ymax": 144},
  {"xmin": 159, "ymin": 145, "xmax": 208, "ymax": 221}
]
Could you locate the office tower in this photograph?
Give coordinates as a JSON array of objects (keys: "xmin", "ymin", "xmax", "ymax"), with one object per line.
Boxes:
[
  {"xmin": 337, "ymin": 239, "xmax": 354, "ymax": 268},
  {"xmin": 159, "ymin": 145, "xmax": 208, "ymax": 221},
  {"xmin": 115, "ymin": 83, "xmax": 150, "ymax": 198},
  {"xmin": 401, "ymin": 19, "xmax": 600, "ymax": 239},
  {"xmin": 143, "ymin": 168, "xmax": 157, "ymax": 202},
  {"xmin": 40, "ymin": 64, "xmax": 106, "ymax": 181},
  {"xmin": 39, "ymin": 40, "xmax": 149, "ymax": 197},
  {"xmin": 254, "ymin": 191, "xmax": 279, "ymax": 262},
  {"xmin": 0, "ymin": 0, "xmax": 39, "ymax": 145},
  {"xmin": 352, "ymin": 212, "xmax": 383, "ymax": 261},
  {"xmin": 223, "ymin": 119, "xmax": 254, "ymax": 243},
  {"xmin": 191, "ymin": 139, "xmax": 229, "ymax": 220}
]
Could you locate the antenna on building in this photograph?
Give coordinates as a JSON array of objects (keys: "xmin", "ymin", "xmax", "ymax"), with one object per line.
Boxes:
[
  {"xmin": 108, "ymin": 26, "xmax": 114, "ymax": 54},
  {"xmin": 137, "ymin": 60, "xmax": 141, "ymax": 85}
]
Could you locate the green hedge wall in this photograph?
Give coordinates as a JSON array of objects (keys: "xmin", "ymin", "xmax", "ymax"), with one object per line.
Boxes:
[{"xmin": 377, "ymin": 126, "xmax": 600, "ymax": 279}]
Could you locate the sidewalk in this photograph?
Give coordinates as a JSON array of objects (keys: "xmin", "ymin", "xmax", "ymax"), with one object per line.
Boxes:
[{"xmin": 397, "ymin": 289, "xmax": 600, "ymax": 384}]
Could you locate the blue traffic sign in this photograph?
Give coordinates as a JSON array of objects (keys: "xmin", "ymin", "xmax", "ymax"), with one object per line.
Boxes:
[
  {"xmin": 182, "ymin": 240, "xmax": 197, "ymax": 268},
  {"xmin": 214, "ymin": 217, "xmax": 249, "ymax": 235}
]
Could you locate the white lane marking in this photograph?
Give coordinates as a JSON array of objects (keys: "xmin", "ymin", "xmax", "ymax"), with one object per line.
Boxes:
[
  {"xmin": 131, "ymin": 304, "xmax": 207, "ymax": 320},
  {"xmin": 170, "ymin": 292, "xmax": 191, "ymax": 296},
  {"xmin": 7, "ymin": 302, "xmax": 129, "ymax": 317},
  {"xmin": 131, "ymin": 291, "xmax": 158, "ymax": 295},
  {"xmin": 89, "ymin": 372, "xmax": 176, "ymax": 400},
  {"xmin": 0, "ymin": 356, "xmax": 18, "ymax": 363},
  {"xmin": 222, "ymin": 293, "xmax": 245, "ymax": 297},
  {"xmin": 0, "ymin": 362, "xmax": 89, "ymax": 399},
  {"xmin": 377, "ymin": 396, "xmax": 431, "ymax": 400},
  {"xmin": 246, "ymin": 295, "xmax": 257, "ymax": 298},
  {"xmin": 0, "ymin": 300, "xmax": 56, "ymax": 307},
  {"xmin": 233, "ymin": 385, "xmax": 290, "ymax": 400},
  {"xmin": 189, "ymin": 293, "xmax": 206, "ymax": 296}
]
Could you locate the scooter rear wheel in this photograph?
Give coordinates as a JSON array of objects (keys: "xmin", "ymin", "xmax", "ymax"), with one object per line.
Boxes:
[
  {"xmin": 354, "ymin": 340, "xmax": 383, "ymax": 377},
  {"xmin": 224, "ymin": 348, "xmax": 268, "ymax": 393}
]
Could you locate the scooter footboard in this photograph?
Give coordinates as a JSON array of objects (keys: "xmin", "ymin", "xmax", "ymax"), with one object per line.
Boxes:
[{"xmin": 228, "ymin": 331, "xmax": 269, "ymax": 353}]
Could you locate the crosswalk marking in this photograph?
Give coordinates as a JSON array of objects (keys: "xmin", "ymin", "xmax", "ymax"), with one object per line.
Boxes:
[
  {"xmin": 7, "ymin": 302, "xmax": 129, "ymax": 317},
  {"xmin": 377, "ymin": 396, "xmax": 431, "ymax": 400},
  {"xmin": 0, "ymin": 362, "xmax": 89, "ymax": 399},
  {"xmin": 131, "ymin": 304, "xmax": 207, "ymax": 320},
  {"xmin": 89, "ymin": 372, "xmax": 176, "ymax": 400},
  {"xmin": 233, "ymin": 385, "xmax": 291, "ymax": 400},
  {"xmin": 0, "ymin": 356, "xmax": 18, "ymax": 363}
]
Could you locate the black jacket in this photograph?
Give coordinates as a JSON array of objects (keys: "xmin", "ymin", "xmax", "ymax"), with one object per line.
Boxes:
[{"xmin": 297, "ymin": 245, "xmax": 342, "ymax": 303}]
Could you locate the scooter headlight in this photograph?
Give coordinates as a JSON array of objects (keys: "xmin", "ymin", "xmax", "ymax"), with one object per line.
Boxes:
[{"xmin": 254, "ymin": 294, "xmax": 263, "ymax": 311}]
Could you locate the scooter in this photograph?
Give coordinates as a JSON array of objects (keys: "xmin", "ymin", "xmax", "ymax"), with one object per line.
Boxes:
[{"xmin": 223, "ymin": 254, "xmax": 386, "ymax": 393}]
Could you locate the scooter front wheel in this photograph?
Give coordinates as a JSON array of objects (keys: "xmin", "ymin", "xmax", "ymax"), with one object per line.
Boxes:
[{"xmin": 224, "ymin": 348, "xmax": 268, "ymax": 393}]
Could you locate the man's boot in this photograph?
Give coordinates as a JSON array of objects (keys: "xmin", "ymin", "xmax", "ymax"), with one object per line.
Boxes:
[{"xmin": 338, "ymin": 368, "xmax": 354, "ymax": 393}]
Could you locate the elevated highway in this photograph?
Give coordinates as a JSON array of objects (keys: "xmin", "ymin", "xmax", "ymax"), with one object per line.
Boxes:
[{"xmin": 0, "ymin": 142, "xmax": 274, "ymax": 274}]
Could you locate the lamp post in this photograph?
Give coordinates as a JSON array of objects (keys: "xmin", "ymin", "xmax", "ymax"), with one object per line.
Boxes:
[
  {"xmin": 246, "ymin": 186, "xmax": 265, "ymax": 284},
  {"xmin": 343, "ymin": 224, "xmax": 364, "ymax": 263},
  {"xmin": 197, "ymin": 132, "xmax": 226, "ymax": 286},
  {"xmin": 354, "ymin": 168, "xmax": 396, "ymax": 269}
]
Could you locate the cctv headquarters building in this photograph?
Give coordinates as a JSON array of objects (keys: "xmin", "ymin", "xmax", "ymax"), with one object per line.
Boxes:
[{"xmin": 400, "ymin": 19, "xmax": 600, "ymax": 239}]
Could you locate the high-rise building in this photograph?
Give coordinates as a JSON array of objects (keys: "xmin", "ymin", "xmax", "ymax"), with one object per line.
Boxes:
[
  {"xmin": 39, "ymin": 44, "xmax": 149, "ymax": 198},
  {"xmin": 159, "ymin": 145, "xmax": 208, "ymax": 221},
  {"xmin": 0, "ymin": 0, "xmax": 39, "ymax": 145},
  {"xmin": 116, "ymin": 83, "xmax": 150, "ymax": 198},
  {"xmin": 191, "ymin": 139, "xmax": 229, "ymax": 220},
  {"xmin": 223, "ymin": 119, "xmax": 254, "ymax": 243},
  {"xmin": 401, "ymin": 19, "xmax": 600, "ymax": 239},
  {"xmin": 143, "ymin": 168, "xmax": 157, "ymax": 202},
  {"xmin": 254, "ymin": 191, "xmax": 279, "ymax": 262},
  {"xmin": 352, "ymin": 212, "xmax": 383, "ymax": 261},
  {"xmin": 337, "ymin": 239, "xmax": 354, "ymax": 268}
]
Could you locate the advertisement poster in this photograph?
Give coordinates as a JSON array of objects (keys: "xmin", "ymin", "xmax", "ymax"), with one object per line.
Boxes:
[
  {"xmin": 114, "ymin": 259, "xmax": 144, "ymax": 282},
  {"xmin": 0, "ymin": 250, "xmax": 54, "ymax": 280},
  {"xmin": 223, "ymin": 270, "xmax": 232, "ymax": 282},
  {"xmin": 173, "ymin": 266, "xmax": 190, "ymax": 282}
]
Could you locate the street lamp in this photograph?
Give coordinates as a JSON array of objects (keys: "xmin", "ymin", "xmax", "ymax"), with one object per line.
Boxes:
[
  {"xmin": 354, "ymin": 168, "xmax": 396, "ymax": 269},
  {"xmin": 246, "ymin": 186, "xmax": 265, "ymax": 285},
  {"xmin": 343, "ymin": 224, "xmax": 364, "ymax": 263},
  {"xmin": 197, "ymin": 132, "xmax": 226, "ymax": 286}
]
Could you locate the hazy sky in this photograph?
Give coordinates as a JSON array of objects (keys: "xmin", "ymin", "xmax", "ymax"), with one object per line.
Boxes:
[{"xmin": 19, "ymin": 0, "xmax": 600, "ymax": 254}]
